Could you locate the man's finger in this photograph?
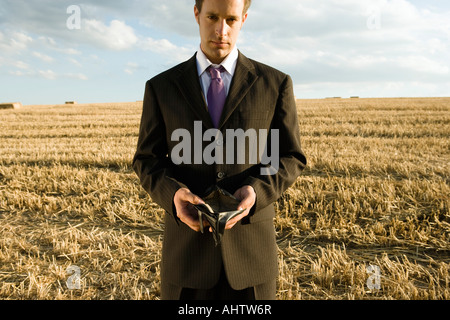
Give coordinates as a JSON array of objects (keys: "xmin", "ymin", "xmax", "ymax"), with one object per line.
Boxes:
[
  {"xmin": 174, "ymin": 188, "xmax": 206, "ymax": 232},
  {"xmin": 225, "ymin": 211, "xmax": 248, "ymax": 230},
  {"xmin": 177, "ymin": 188, "xmax": 204, "ymax": 205},
  {"xmin": 238, "ymin": 197, "xmax": 253, "ymax": 211},
  {"xmin": 188, "ymin": 193, "xmax": 204, "ymax": 205}
]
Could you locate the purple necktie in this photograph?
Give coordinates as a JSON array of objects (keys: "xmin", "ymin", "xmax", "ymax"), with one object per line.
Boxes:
[{"xmin": 207, "ymin": 66, "xmax": 226, "ymax": 128}]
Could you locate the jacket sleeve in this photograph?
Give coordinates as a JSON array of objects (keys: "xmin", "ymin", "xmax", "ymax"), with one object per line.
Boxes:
[
  {"xmin": 241, "ymin": 74, "xmax": 307, "ymax": 214},
  {"xmin": 132, "ymin": 80, "xmax": 187, "ymax": 220}
]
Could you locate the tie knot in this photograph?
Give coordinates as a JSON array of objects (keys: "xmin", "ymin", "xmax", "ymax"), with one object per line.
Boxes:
[{"xmin": 208, "ymin": 66, "xmax": 225, "ymax": 80}]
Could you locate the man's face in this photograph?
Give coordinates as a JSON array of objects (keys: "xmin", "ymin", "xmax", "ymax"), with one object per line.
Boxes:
[{"xmin": 195, "ymin": 0, "xmax": 248, "ymax": 64}]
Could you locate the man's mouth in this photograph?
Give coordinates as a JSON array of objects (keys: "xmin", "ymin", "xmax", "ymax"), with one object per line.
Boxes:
[{"xmin": 211, "ymin": 41, "xmax": 229, "ymax": 48}]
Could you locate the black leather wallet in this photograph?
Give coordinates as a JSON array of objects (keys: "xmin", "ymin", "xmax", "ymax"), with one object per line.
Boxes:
[{"xmin": 194, "ymin": 186, "xmax": 245, "ymax": 246}]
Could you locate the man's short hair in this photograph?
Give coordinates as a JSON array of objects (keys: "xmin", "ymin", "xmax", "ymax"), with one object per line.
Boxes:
[{"xmin": 195, "ymin": 0, "xmax": 252, "ymax": 14}]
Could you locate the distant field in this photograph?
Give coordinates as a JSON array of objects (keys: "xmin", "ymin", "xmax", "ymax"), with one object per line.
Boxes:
[{"xmin": 0, "ymin": 98, "xmax": 449, "ymax": 300}]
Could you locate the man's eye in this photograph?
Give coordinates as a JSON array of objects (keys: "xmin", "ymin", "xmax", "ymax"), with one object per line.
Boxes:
[{"xmin": 208, "ymin": 15, "xmax": 218, "ymax": 20}]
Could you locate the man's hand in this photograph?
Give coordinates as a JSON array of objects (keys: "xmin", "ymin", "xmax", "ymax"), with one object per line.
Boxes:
[
  {"xmin": 173, "ymin": 188, "xmax": 206, "ymax": 232},
  {"xmin": 226, "ymin": 185, "xmax": 256, "ymax": 230}
]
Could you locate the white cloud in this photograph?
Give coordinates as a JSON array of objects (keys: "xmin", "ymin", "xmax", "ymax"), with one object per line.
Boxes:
[
  {"xmin": 38, "ymin": 36, "xmax": 56, "ymax": 46},
  {"xmin": 11, "ymin": 32, "xmax": 33, "ymax": 50},
  {"xmin": 0, "ymin": 30, "xmax": 33, "ymax": 52},
  {"xmin": 68, "ymin": 58, "xmax": 82, "ymax": 67},
  {"xmin": 132, "ymin": 1, "xmax": 198, "ymax": 38},
  {"xmin": 33, "ymin": 51, "xmax": 54, "ymax": 63},
  {"xmin": 9, "ymin": 68, "xmax": 88, "ymax": 81},
  {"xmin": 39, "ymin": 69, "xmax": 57, "ymax": 80},
  {"xmin": 139, "ymin": 37, "xmax": 194, "ymax": 62},
  {"xmin": 1, "ymin": 0, "xmax": 449, "ymax": 103},
  {"xmin": 58, "ymin": 48, "xmax": 82, "ymax": 55},
  {"xmin": 65, "ymin": 73, "xmax": 88, "ymax": 81},
  {"xmin": 124, "ymin": 62, "xmax": 140, "ymax": 75},
  {"xmin": 83, "ymin": 19, "xmax": 138, "ymax": 50},
  {"xmin": 37, "ymin": 36, "xmax": 82, "ymax": 55},
  {"xmin": 397, "ymin": 56, "xmax": 449, "ymax": 75},
  {"xmin": 12, "ymin": 61, "xmax": 30, "ymax": 70},
  {"xmin": 9, "ymin": 70, "xmax": 34, "ymax": 77},
  {"xmin": 237, "ymin": 0, "xmax": 450, "ymax": 97}
]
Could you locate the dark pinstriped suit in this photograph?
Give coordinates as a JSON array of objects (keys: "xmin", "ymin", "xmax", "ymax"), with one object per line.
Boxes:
[{"xmin": 133, "ymin": 51, "xmax": 307, "ymax": 299}]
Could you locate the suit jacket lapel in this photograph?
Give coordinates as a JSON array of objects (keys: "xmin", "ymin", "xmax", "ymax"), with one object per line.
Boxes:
[
  {"xmin": 174, "ymin": 52, "xmax": 259, "ymax": 130},
  {"xmin": 175, "ymin": 54, "xmax": 215, "ymax": 128},
  {"xmin": 219, "ymin": 51, "xmax": 259, "ymax": 129}
]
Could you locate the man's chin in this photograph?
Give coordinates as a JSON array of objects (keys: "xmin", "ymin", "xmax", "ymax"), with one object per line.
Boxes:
[{"xmin": 206, "ymin": 48, "xmax": 231, "ymax": 64}]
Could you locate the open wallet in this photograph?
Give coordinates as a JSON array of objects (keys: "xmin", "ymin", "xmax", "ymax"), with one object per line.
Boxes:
[{"xmin": 194, "ymin": 186, "xmax": 245, "ymax": 246}]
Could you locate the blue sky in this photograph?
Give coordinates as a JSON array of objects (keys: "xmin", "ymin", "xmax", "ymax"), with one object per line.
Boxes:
[{"xmin": 0, "ymin": 0, "xmax": 449, "ymax": 105}]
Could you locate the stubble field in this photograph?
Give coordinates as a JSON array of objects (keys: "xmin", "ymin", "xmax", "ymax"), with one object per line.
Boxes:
[{"xmin": 0, "ymin": 97, "xmax": 449, "ymax": 300}]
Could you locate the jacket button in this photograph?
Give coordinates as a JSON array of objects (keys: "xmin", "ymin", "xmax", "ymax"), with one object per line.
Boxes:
[{"xmin": 217, "ymin": 172, "xmax": 226, "ymax": 179}]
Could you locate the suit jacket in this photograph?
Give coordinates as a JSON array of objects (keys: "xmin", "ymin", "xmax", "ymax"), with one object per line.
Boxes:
[{"xmin": 133, "ymin": 51, "xmax": 307, "ymax": 292}]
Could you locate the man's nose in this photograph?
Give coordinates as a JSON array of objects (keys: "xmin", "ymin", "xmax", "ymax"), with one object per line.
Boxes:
[{"xmin": 216, "ymin": 19, "xmax": 228, "ymax": 37}]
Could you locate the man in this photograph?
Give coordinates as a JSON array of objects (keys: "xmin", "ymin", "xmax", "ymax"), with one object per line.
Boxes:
[{"xmin": 133, "ymin": 0, "xmax": 306, "ymax": 300}]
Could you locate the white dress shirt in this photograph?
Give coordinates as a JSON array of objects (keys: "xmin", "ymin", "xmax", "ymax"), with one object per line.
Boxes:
[{"xmin": 196, "ymin": 45, "xmax": 239, "ymax": 108}]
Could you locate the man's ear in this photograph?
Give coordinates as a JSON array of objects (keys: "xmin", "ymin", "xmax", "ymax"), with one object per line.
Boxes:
[
  {"xmin": 240, "ymin": 13, "xmax": 248, "ymax": 29},
  {"xmin": 194, "ymin": 5, "xmax": 200, "ymax": 25}
]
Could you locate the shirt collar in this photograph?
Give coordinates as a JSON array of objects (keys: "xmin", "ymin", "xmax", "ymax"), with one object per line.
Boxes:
[{"xmin": 196, "ymin": 45, "xmax": 239, "ymax": 77}]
